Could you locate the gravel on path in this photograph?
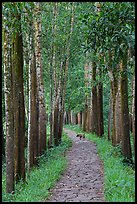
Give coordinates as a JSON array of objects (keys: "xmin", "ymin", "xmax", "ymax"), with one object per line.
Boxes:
[{"xmin": 45, "ymin": 128, "xmax": 105, "ymax": 202}]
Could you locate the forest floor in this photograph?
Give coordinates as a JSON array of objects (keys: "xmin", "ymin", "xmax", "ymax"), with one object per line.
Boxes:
[{"xmin": 45, "ymin": 128, "xmax": 105, "ymax": 202}]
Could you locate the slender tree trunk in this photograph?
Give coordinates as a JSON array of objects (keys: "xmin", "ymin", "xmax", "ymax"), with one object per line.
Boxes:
[
  {"xmin": 58, "ymin": 64, "xmax": 64, "ymax": 143},
  {"xmin": 12, "ymin": 12, "xmax": 25, "ymax": 182},
  {"xmin": 23, "ymin": 32, "xmax": 29, "ymax": 124},
  {"xmin": 82, "ymin": 104, "xmax": 88, "ymax": 131},
  {"xmin": 63, "ymin": 111, "xmax": 67, "ymax": 124},
  {"xmin": 80, "ymin": 111, "xmax": 82, "ymax": 126},
  {"xmin": 28, "ymin": 25, "xmax": 38, "ymax": 170},
  {"xmin": 108, "ymin": 95, "xmax": 112, "ymax": 141},
  {"xmin": 23, "ymin": 29, "xmax": 30, "ymax": 148},
  {"xmin": 52, "ymin": 2, "xmax": 58, "ymax": 146},
  {"xmin": 115, "ymin": 80, "xmax": 121, "ymax": 144},
  {"xmin": 34, "ymin": 2, "xmax": 47, "ymax": 154},
  {"xmin": 91, "ymin": 60, "xmax": 98, "ymax": 135},
  {"xmin": 97, "ymin": 82, "xmax": 104, "ymax": 136},
  {"xmin": 68, "ymin": 111, "xmax": 71, "ymax": 124},
  {"xmin": 49, "ymin": 60, "xmax": 53, "ymax": 147},
  {"xmin": 108, "ymin": 51, "xmax": 118, "ymax": 146},
  {"xmin": 78, "ymin": 112, "xmax": 81, "ymax": 125},
  {"xmin": 54, "ymin": 102, "xmax": 59, "ymax": 146},
  {"xmin": 2, "ymin": 126, "xmax": 5, "ymax": 156},
  {"xmin": 110, "ymin": 78, "xmax": 118, "ymax": 146},
  {"xmin": 120, "ymin": 53, "xmax": 132, "ymax": 161},
  {"xmin": 132, "ymin": 74, "xmax": 135, "ymax": 158},
  {"xmin": 4, "ymin": 21, "xmax": 14, "ymax": 193}
]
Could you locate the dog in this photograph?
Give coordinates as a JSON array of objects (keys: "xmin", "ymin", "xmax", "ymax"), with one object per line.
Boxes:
[{"xmin": 76, "ymin": 134, "xmax": 85, "ymax": 140}]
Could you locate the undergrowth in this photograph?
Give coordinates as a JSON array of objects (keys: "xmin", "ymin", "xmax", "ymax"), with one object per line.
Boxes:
[
  {"xmin": 65, "ymin": 124, "xmax": 135, "ymax": 202},
  {"xmin": 2, "ymin": 133, "xmax": 73, "ymax": 202}
]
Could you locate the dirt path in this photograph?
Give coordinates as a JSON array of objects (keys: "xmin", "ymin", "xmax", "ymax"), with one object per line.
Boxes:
[{"xmin": 45, "ymin": 128, "xmax": 105, "ymax": 202}]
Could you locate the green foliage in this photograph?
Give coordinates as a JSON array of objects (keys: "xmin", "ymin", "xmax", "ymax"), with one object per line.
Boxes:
[
  {"xmin": 66, "ymin": 124, "xmax": 135, "ymax": 202},
  {"xmin": 79, "ymin": 2, "xmax": 135, "ymax": 69},
  {"xmin": 65, "ymin": 63, "xmax": 85, "ymax": 112},
  {"xmin": 2, "ymin": 133, "xmax": 73, "ymax": 202}
]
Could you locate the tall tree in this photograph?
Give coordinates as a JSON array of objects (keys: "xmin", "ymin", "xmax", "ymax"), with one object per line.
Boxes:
[
  {"xmin": 28, "ymin": 19, "xmax": 38, "ymax": 170},
  {"xmin": 115, "ymin": 79, "xmax": 121, "ymax": 144},
  {"xmin": 132, "ymin": 74, "xmax": 135, "ymax": 158},
  {"xmin": 12, "ymin": 10, "xmax": 26, "ymax": 182},
  {"xmin": 34, "ymin": 2, "xmax": 47, "ymax": 154},
  {"xmin": 108, "ymin": 94, "xmax": 112, "ymax": 141},
  {"xmin": 91, "ymin": 60, "xmax": 98, "ymax": 135},
  {"xmin": 52, "ymin": 2, "xmax": 59, "ymax": 146},
  {"xmin": 120, "ymin": 50, "xmax": 132, "ymax": 161},
  {"xmin": 4, "ymin": 13, "xmax": 14, "ymax": 193},
  {"xmin": 108, "ymin": 50, "xmax": 119, "ymax": 146},
  {"xmin": 97, "ymin": 81, "xmax": 104, "ymax": 136}
]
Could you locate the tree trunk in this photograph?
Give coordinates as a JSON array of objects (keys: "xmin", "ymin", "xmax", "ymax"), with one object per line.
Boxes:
[
  {"xmin": 80, "ymin": 111, "xmax": 82, "ymax": 126},
  {"xmin": 82, "ymin": 104, "xmax": 88, "ymax": 131},
  {"xmin": 12, "ymin": 13, "xmax": 25, "ymax": 182},
  {"xmin": 34, "ymin": 2, "xmax": 47, "ymax": 155},
  {"xmin": 97, "ymin": 82, "xmax": 104, "ymax": 136},
  {"xmin": 4, "ymin": 21, "xmax": 14, "ymax": 193},
  {"xmin": 115, "ymin": 80, "xmax": 121, "ymax": 144},
  {"xmin": 53, "ymin": 102, "xmax": 59, "ymax": 146},
  {"xmin": 49, "ymin": 60, "xmax": 53, "ymax": 147},
  {"xmin": 23, "ymin": 31, "xmax": 29, "ymax": 124},
  {"xmin": 63, "ymin": 111, "xmax": 67, "ymax": 124},
  {"xmin": 120, "ymin": 54, "xmax": 132, "ymax": 161},
  {"xmin": 108, "ymin": 95, "xmax": 112, "ymax": 141},
  {"xmin": 132, "ymin": 74, "xmax": 135, "ymax": 158},
  {"xmin": 28, "ymin": 26, "xmax": 38, "ymax": 170},
  {"xmin": 68, "ymin": 111, "xmax": 71, "ymax": 124},
  {"xmin": 78, "ymin": 112, "xmax": 82, "ymax": 126},
  {"xmin": 2, "ymin": 126, "xmax": 5, "ymax": 156},
  {"xmin": 110, "ymin": 77, "xmax": 118, "ymax": 146},
  {"xmin": 91, "ymin": 61, "xmax": 98, "ymax": 135},
  {"xmin": 108, "ymin": 50, "xmax": 118, "ymax": 146}
]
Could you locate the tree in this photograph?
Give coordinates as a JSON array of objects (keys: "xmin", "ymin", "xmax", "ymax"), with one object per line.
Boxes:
[
  {"xmin": 132, "ymin": 74, "xmax": 135, "ymax": 158},
  {"xmin": 120, "ymin": 50, "xmax": 132, "ymax": 161},
  {"xmin": 3, "ymin": 13, "xmax": 14, "ymax": 193},
  {"xmin": 91, "ymin": 60, "xmax": 98, "ymax": 135},
  {"xmin": 12, "ymin": 10, "xmax": 26, "ymax": 182},
  {"xmin": 34, "ymin": 2, "xmax": 47, "ymax": 154},
  {"xmin": 28, "ymin": 19, "xmax": 38, "ymax": 170}
]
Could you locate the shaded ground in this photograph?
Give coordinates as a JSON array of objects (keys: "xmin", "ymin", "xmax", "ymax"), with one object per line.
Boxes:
[{"xmin": 45, "ymin": 128, "xmax": 105, "ymax": 202}]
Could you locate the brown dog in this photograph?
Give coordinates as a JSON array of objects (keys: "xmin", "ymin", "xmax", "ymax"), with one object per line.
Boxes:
[{"xmin": 76, "ymin": 134, "xmax": 85, "ymax": 140}]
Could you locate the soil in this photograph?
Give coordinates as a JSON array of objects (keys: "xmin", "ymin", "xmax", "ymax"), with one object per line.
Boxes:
[{"xmin": 45, "ymin": 128, "xmax": 105, "ymax": 202}]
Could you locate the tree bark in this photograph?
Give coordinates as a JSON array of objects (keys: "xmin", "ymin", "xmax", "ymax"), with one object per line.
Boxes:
[
  {"xmin": 108, "ymin": 95, "xmax": 112, "ymax": 141},
  {"xmin": 82, "ymin": 104, "xmax": 88, "ymax": 131},
  {"xmin": 91, "ymin": 60, "xmax": 98, "ymax": 135},
  {"xmin": 120, "ymin": 53, "xmax": 132, "ymax": 161},
  {"xmin": 4, "ymin": 20, "xmax": 14, "ymax": 193},
  {"xmin": 12, "ymin": 13, "xmax": 25, "ymax": 182},
  {"xmin": 110, "ymin": 76, "xmax": 118, "ymax": 146},
  {"xmin": 115, "ymin": 79, "xmax": 121, "ymax": 144},
  {"xmin": 28, "ymin": 25, "xmax": 38, "ymax": 170},
  {"xmin": 97, "ymin": 82, "xmax": 104, "ymax": 136},
  {"xmin": 2, "ymin": 126, "xmax": 5, "ymax": 156},
  {"xmin": 108, "ymin": 50, "xmax": 118, "ymax": 146},
  {"xmin": 132, "ymin": 74, "xmax": 135, "ymax": 158},
  {"xmin": 53, "ymin": 102, "xmax": 59, "ymax": 146},
  {"xmin": 34, "ymin": 2, "xmax": 47, "ymax": 154}
]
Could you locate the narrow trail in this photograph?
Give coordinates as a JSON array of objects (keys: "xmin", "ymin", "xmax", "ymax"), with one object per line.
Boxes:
[{"xmin": 45, "ymin": 128, "xmax": 105, "ymax": 202}]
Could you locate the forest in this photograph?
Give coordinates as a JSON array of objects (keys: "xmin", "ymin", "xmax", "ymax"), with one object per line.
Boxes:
[{"xmin": 2, "ymin": 2, "xmax": 135, "ymax": 202}]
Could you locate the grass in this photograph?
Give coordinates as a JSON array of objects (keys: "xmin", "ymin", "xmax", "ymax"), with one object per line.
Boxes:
[
  {"xmin": 2, "ymin": 132, "xmax": 73, "ymax": 202},
  {"xmin": 65, "ymin": 124, "xmax": 135, "ymax": 202}
]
